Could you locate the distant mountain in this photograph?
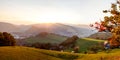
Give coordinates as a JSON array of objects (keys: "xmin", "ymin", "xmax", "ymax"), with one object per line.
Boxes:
[
  {"xmin": 0, "ymin": 22, "xmax": 96, "ymax": 38},
  {"xmin": 68, "ymin": 24, "xmax": 97, "ymax": 37},
  {"xmin": 25, "ymin": 23, "xmax": 78, "ymax": 37},
  {"xmin": 25, "ymin": 23, "xmax": 96, "ymax": 37},
  {"xmin": 88, "ymin": 32, "xmax": 112, "ymax": 40},
  {"xmin": 0, "ymin": 22, "xmax": 19, "ymax": 32},
  {"xmin": 17, "ymin": 25, "xmax": 31, "ymax": 32}
]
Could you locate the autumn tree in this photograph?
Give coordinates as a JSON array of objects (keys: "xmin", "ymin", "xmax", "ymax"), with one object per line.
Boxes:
[{"xmin": 92, "ymin": 0, "xmax": 120, "ymax": 48}]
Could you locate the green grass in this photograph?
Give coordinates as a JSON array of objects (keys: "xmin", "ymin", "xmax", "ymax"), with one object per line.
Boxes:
[
  {"xmin": 65, "ymin": 38, "xmax": 105, "ymax": 52},
  {"xmin": 74, "ymin": 38, "xmax": 120, "ymax": 60},
  {"xmin": 0, "ymin": 46, "xmax": 80, "ymax": 60},
  {"xmin": 24, "ymin": 34, "xmax": 67, "ymax": 44},
  {"xmin": 0, "ymin": 46, "xmax": 63, "ymax": 60},
  {"xmin": 76, "ymin": 49, "xmax": 120, "ymax": 60},
  {"xmin": 76, "ymin": 38, "xmax": 104, "ymax": 52},
  {"xmin": 0, "ymin": 46, "xmax": 120, "ymax": 60}
]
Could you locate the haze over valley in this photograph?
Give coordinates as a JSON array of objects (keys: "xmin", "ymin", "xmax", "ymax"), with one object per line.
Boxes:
[
  {"xmin": 1, "ymin": 0, "xmax": 120, "ymax": 60},
  {"xmin": 0, "ymin": 22, "xmax": 96, "ymax": 39}
]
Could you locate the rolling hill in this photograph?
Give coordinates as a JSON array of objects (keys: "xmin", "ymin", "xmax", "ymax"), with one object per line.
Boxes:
[
  {"xmin": 88, "ymin": 32, "xmax": 112, "ymax": 40},
  {"xmin": 76, "ymin": 49, "xmax": 120, "ymax": 60},
  {"xmin": 0, "ymin": 46, "xmax": 120, "ymax": 60},
  {"xmin": 0, "ymin": 22, "xmax": 19, "ymax": 32},
  {"xmin": 0, "ymin": 22, "xmax": 95, "ymax": 38},
  {"xmin": 75, "ymin": 38, "xmax": 104, "ymax": 52},
  {"xmin": 23, "ymin": 32, "xmax": 67, "ymax": 44},
  {"xmin": 25, "ymin": 23, "xmax": 79, "ymax": 37},
  {"xmin": 65, "ymin": 38, "xmax": 104, "ymax": 52},
  {"xmin": 0, "ymin": 46, "xmax": 79, "ymax": 60},
  {"xmin": 26, "ymin": 23, "xmax": 95, "ymax": 38},
  {"xmin": 0, "ymin": 22, "xmax": 30, "ymax": 32}
]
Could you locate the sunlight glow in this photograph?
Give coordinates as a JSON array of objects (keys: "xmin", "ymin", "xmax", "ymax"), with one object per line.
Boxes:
[
  {"xmin": 0, "ymin": 7, "xmax": 81, "ymax": 24},
  {"xmin": 0, "ymin": 0, "xmax": 115, "ymax": 25}
]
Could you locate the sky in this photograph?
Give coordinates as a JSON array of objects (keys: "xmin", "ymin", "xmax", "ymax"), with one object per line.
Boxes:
[{"xmin": 0, "ymin": 0, "xmax": 115, "ymax": 25}]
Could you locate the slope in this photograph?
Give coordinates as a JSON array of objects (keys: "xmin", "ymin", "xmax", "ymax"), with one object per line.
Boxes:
[
  {"xmin": 76, "ymin": 38, "xmax": 104, "ymax": 52},
  {"xmin": 0, "ymin": 46, "xmax": 79, "ymax": 60},
  {"xmin": 25, "ymin": 23, "xmax": 94, "ymax": 37},
  {"xmin": 24, "ymin": 33, "xmax": 67, "ymax": 44},
  {"xmin": 88, "ymin": 32, "xmax": 112, "ymax": 40},
  {"xmin": 0, "ymin": 22, "xmax": 18, "ymax": 32},
  {"xmin": 25, "ymin": 23, "xmax": 79, "ymax": 37},
  {"xmin": 0, "ymin": 22, "xmax": 95, "ymax": 38},
  {"xmin": 64, "ymin": 38, "xmax": 104, "ymax": 52},
  {"xmin": 77, "ymin": 49, "xmax": 120, "ymax": 60}
]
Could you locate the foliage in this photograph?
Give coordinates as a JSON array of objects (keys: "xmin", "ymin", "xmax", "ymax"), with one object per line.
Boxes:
[
  {"xmin": 102, "ymin": 0, "xmax": 120, "ymax": 47},
  {"xmin": 28, "ymin": 35, "xmax": 79, "ymax": 51},
  {"xmin": 59, "ymin": 35, "xmax": 79, "ymax": 48},
  {"xmin": 0, "ymin": 32, "xmax": 16, "ymax": 46},
  {"xmin": 30, "ymin": 42, "xmax": 61, "ymax": 50},
  {"xmin": 91, "ymin": 0, "xmax": 120, "ymax": 48},
  {"xmin": 59, "ymin": 35, "xmax": 79, "ymax": 53}
]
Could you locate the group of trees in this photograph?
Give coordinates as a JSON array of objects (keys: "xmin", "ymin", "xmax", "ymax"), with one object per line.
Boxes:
[
  {"xmin": 91, "ymin": 0, "xmax": 120, "ymax": 48},
  {"xmin": 59, "ymin": 35, "xmax": 79, "ymax": 48},
  {"xmin": 59, "ymin": 35, "xmax": 79, "ymax": 52},
  {"xmin": 28, "ymin": 35, "xmax": 79, "ymax": 52},
  {"xmin": 31, "ymin": 43, "xmax": 56, "ymax": 50},
  {"xmin": 28, "ymin": 42, "xmax": 60, "ymax": 50},
  {"xmin": 0, "ymin": 32, "xmax": 16, "ymax": 46}
]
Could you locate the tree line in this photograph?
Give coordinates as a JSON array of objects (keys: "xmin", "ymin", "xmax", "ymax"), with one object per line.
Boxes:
[
  {"xmin": 0, "ymin": 32, "xmax": 16, "ymax": 46},
  {"xmin": 25, "ymin": 35, "xmax": 79, "ymax": 52}
]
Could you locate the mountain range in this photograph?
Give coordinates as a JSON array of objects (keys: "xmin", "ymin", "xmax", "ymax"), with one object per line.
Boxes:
[{"xmin": 0, "ymin": 22, "xmax": 96, "ymax": 39}]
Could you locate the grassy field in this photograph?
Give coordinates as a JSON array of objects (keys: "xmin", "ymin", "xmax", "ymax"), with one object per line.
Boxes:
[
  {"xmin": 0, "ymin": 46, "xmax": 79, "ymax": 60},
  {"xmin": 24, "ymin": 37, "xmax": 105, "ymax": 53},
  {"xmin": 24, "ymin": 33, "xmax": 67, "ymax": 44},
  {"xmin": 76, "ymin": 49, "xmax": 120, "ymax": 60},
  {"xmin": 76, "ymin": 38, "xmax": 104, "ymax": 52},
  {"xmin": 65, "ymin": 38, "xmax": 105, "ymax": 52},
  {"xmin": 0, "ymin": 46, "xmax": 63, "ymax": 60},
  {"xmin": 0, "ymin": 46, "xmax": 120, "ymax": 60}
]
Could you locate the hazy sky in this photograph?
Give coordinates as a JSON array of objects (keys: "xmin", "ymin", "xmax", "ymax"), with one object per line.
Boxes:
[{"xmin": 0, "ymin": 0, "xmax": 115, "ymax": 25}]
